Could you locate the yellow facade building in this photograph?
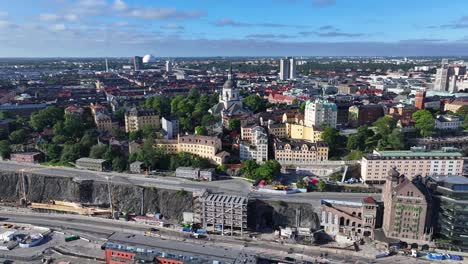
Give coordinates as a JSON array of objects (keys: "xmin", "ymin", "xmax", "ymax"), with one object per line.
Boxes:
[{"xmin": 155, "ymin": 135, "xmax": 229, "ymax": 165}]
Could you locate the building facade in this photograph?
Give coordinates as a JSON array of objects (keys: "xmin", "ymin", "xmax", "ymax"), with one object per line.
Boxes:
[
  {"xmin": 348, "ymin": 104, "xmax": 384, "ymax": 127},
  {"xmin": 304, "ymin": 99, "xmax": 337, "ymax": 128},
  {"xmin": 321, "ymin": 197, "xmax": 379, "ymax": 240},
  {"xmin": 361, "ymin": 148, "xmax": 464, "ymax": 183},
  {"xmin": 415, "ymin": 90, "xmax": 426, "ymax": 110},
  {"xmin": 427, "ymin": 176, "xmax": 468, "ymax": 252},
  {"xmin": 435, "ymin": 115, "xmax": 463, "ymax": 130},
  {"xmin": 155, "ymin": 135, "xmax": 229, "ymax": 165},
  {"xmin": 125, "ymin": 107, "xmax": 160, "ymax": 133},
  {"xmin": 382, "ymin": 168, "xmax": 432, "ymax": 243},
  {"xmin": 239, "ymin": 126, "xmax": 268, "ymax": 163},
  {"xmin": 161, "ymin": 116, "xmax": 179, "ymax": 139},
  {"xmin": 279, "ymin": 57, "xmax": 295, "ymax": 80},
  {"xmin": 274, "ymin": 139, "xmax": 328, "ymax": 166}
]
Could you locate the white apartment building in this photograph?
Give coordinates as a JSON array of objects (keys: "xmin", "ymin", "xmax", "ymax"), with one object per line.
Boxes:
[
  {"xmin": 304, "ymin": 99, "xmax": 337, "ymax": 128},
  {"xmin": 435, "ymin": 115, "xmax": 463, "ymax": 130},
  {"xmin": 239, "ymin": 126, "xmax": 268, "ymax": 163},
  {"xmin": 361, "ymin": 148, "xmax": 464, "ymax": 183}
]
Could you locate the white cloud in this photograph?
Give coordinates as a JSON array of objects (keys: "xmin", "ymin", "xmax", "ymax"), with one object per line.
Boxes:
[
  {"xmin": 51, "ymin": 23, "xmax": 66, "ymax": 31},
  {"xmin": 0, "ymin": 20, "xmax": 12, "ymax": 28},
  {"xmin": 77, "ymin": 0, "xmax": 107, "ymax": 8},
  {"xmin": 125, "ymin": 8, "xmax": 206, "ymax": 20},
  {"xmin": 0, "ymin": 11, "xmax": 8, "ymax": 17},
  {"xmin": 160, "ymin": 23, "xmax": 184, "ymax": 30},
  {"xmin": 39, "ymin": 13, "xmax": 61, "ymax": 22},
  {"xmin": 64, "ymin": 14, "xmax": 79, "ymax": 22},
  {"xmin": 113, "ymin": 0, "xmax": 128, "ymax": 11}
]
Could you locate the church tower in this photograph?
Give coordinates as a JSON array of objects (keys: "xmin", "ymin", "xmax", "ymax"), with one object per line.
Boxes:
[{"xmin": 220, "ymin": 64, "xmax": 241, "ymax": 109}]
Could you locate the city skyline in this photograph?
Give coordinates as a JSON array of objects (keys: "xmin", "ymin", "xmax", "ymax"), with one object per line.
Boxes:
[{"xmin": 0, "ymin": 0, "xmax": 468, "ymax": 57}]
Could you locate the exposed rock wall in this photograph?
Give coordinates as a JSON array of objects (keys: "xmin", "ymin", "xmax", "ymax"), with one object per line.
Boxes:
[
  {"xmin": 0, "ymin": 172, "xmax": 320, "ymax": 228},
  {"xmin": 0, "ymin": 172, "xmax": 193, "ymax": 221},
  {"xmin": 248, "ymin": 199, "xmax": 321, "ymax": 231}
]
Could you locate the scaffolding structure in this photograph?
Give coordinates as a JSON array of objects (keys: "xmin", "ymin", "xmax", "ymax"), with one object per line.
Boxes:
[{"xmin": 201, "ymin": 194, "xmax": 247, "ymax": 236}]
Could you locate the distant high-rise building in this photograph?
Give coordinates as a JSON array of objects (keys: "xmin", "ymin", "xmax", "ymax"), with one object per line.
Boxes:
[
  {"xmin": 288, "ymin": 57, "xmax": 296, "ymax": 79},
  {"xmin": 133, "ymin": 56, "xmax": 143, "ymax": 71},
  {"xmin": 279, "ymin": 57, "xmax": 296, "ymax": 80},
  {"xmin": 165, "ymin": 60, "xmax": 172, "ymax": 72},
  {"xmin": 434, "ymin": 67, "xmax": 450, "ymax": 91},
  {"xmin": 105, "ymin": 58, "xmax": 109, "ymax": 72},
  {"xmin": 304, "ymin": 99, "xmax": 337, "ymax": 128}
]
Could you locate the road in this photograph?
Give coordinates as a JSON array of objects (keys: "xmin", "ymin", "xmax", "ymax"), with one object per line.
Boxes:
[
  {"xmin": 0, "ymin": 210, "xmax": 372, "ymax": 263},
  {"xmin": 0, "ymin": 210, "xmax": 430, "ymax": 264},
  {"xmin": 0, "ymin": 160, "xmax": 380, "ymax": 204}
]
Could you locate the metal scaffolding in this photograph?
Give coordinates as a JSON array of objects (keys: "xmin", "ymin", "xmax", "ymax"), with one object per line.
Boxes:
[{"xmin": 201, "ymin": 194, "xmax": 247, "ymax": 236}]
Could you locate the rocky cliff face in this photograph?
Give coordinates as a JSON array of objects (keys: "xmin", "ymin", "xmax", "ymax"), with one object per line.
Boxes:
[
  {"xmin": 0, "ymin": 172, "xmax": 320, "ymax": 228},
  {"xmin": 248, "ymin": 199, "xmax": 320, "ymax": 231},
  {"xmin": 0, "ymin": 172, "xmax": 193, "ymax": 221}
]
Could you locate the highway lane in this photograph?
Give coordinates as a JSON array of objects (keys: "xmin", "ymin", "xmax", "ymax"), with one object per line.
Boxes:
[{"xmin": 0, "ymin": 160, "xmax": 379, "ymax": 203}]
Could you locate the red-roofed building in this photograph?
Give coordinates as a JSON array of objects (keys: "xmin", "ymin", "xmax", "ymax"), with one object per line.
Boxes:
[
  {"xmin": 65, "ymin": 105, "xmax": 84, "ymax": 117},
  {"xmin": 268, "ymin": 93, "xmax": 295, "ymax": 105}
]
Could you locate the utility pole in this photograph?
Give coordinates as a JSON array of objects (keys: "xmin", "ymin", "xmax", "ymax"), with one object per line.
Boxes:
[{"xmin": 106, "ymin": 176, "xmax": 113, "ymax": 217}]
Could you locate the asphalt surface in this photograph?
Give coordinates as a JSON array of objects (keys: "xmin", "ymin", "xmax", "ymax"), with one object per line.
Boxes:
[
  {"xmin": 0, "ymin": 160, "xmax": 381, "ymax": 204},
  {"xmin": 0, "ymin": 210, "xmax": 373, "ymax": 263}
]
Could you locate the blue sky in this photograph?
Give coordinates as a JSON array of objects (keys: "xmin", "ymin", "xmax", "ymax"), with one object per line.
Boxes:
[{"xmin": 0, "ymin": 0, "xmax": 468, "ymax": 57}]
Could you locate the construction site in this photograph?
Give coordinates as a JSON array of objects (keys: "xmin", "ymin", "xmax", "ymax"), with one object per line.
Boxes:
[
  {"xmin": 30, "ymin": 200, "xmax": 112, "ymax": 216},
  {"xmin": 195, "ymin": 193, "xmax": 248, "ymax": 236}
]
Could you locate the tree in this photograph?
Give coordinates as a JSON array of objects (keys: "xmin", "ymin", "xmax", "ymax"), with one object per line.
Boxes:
[
  {"xmin": 30, "ymin": 106, "xmax": 64, "ymax": 131},
  {"xmin": 243, "ymin": 95, "xmax": 267, "ymax": 113},
  {"xmin": 317, "ymin": 181, "xmax": 326, "ymax": 192},
  {"xmin": 113, "ymin": 108, "xmax": 126, "ymax": 124},
  {"xmin": 0, "ymin": 140, "xmax": 11, "ymax": 159},
  {"xmin": 195, "ymin": 126, "xmax": 207, "ymax": 135},
  {"xmin": 152, "ymin": 96, "xmax": 171, "ymax": 117},
  {"xmin": 241, "ymin": 160, "xmax": 259, "ymax": 179},
  {"xmin": 9, "ymin": 129, "xmax": 27, "ymax": 144},
  {"xmin": 228, "ymin": 119, "xmax": 241, "ymax": 131},
  {"xmin": 241, "ymin": 160, "xmax": 281, "ymax": 183},
  {"xmin": 344, "ymin": 150, "xmax": 363, "ymax": 160},
  {"xmin": 112, "ymin": 156, "xmax": 127, "ymax": 172},
  {"xmin": 456, "ymin": 105, "xmax": 468, "ymax": 116},
  {"xmin": 79, "ymin": 133, "xmax": 96, "ymax": 155},
  {"xmin": 63, "ymin": 114, "xmax": 83, "ymax": 138},
  {"xmin": 89, "ymin": 144, "xmax": 108, "ymax": 159},
  {"xmin": 321, "ymin": 126, "xmax": 339, "ymax": 156},
  {"xmin": 299, "ymin": 101, "xmax": 306, "ymax": 112},
  {"xmin": 188, "ymin": 87, "xmax": 200, "ymax": 99},
  {"xmin": 386, "ymin": 129, "xmax": 405, "ymax": 149},
  {"xmin": 254, "ymin": 160, "xmax": 281, "ymax": 183},
  {"xmin": 373, "ymin": 116, "xmax": 397, "ymax": 136},
  {"xmin": 46, "ymin": 143, "xmax": 62, "ymax": 161},
  {"xmin": 347, "ymin": 125, "xmax": 375, "ymax": 152},
  {"xmin": 61, "ymin": 143, "xmax": 81, "ymax": 163},
  {"xmin": 413, "ymin": 110, "xmax": 435, "ymax": 137},
  {"xmin": 201, "ymin": 114, "xmax": 216, "ymax": 127},
  {"xmin": 0, "ymin": 110, "xmax": 9, "ymax": 120},
  {"xmin": 129, "ymin": 130, "xmax": 143, "ymax": 141}
]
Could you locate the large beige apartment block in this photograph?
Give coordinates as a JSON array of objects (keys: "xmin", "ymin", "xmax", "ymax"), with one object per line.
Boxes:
[
  {"xmin": 361, "ymin": 147, "xmax": 464, "ymax": 183},
  {"xmin": 274, "ymin": 139, "xmax": 328, "ymax": 166},
  {"xmin": 125, "ymin": 107, "xmax": 160, "ymax": 133},
  {"xmin": 155, "ymin": 135, "xmax": 229, "ymax": 165}
]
